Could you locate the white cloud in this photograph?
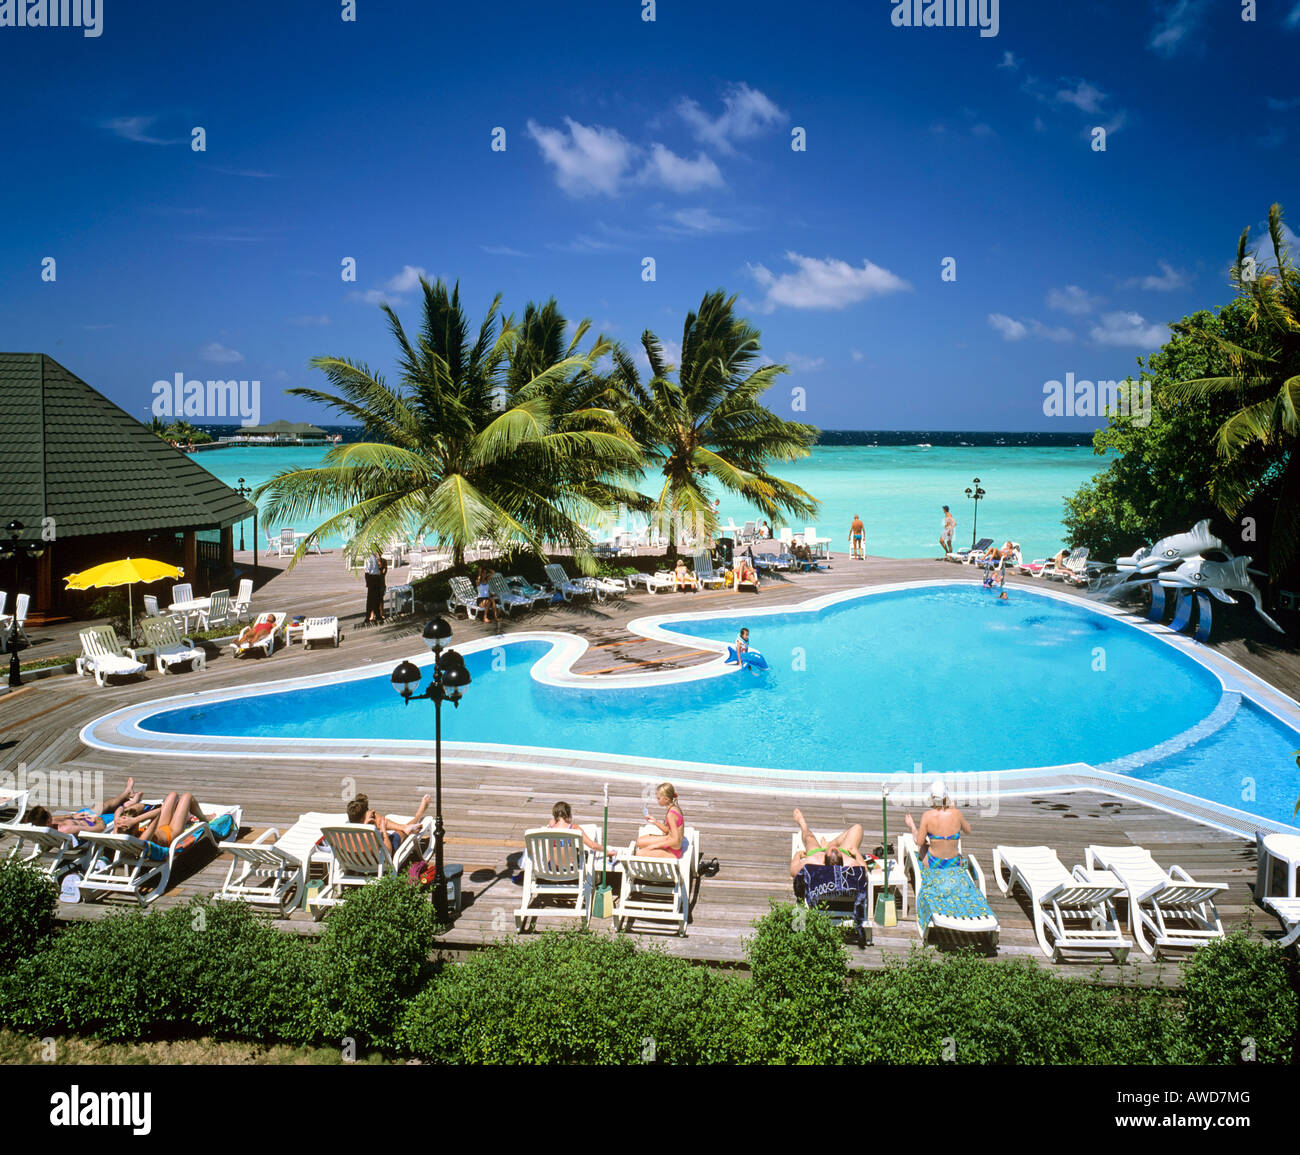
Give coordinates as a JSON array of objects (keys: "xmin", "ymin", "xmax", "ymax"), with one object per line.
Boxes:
[
  {"xmin": 1245, "ymin": 221, "xmax": 1300, "ymax": 268},
  {"xmin": 526, "ymin": 118, "xmax": 636, "ymax": 197},
  {"xmin": 1287, "ymin": 2, "xmax": 1300, "ymax": 29},
  {"xmin": 850, "ymin": 349, "xmax": 864, "ymax": 362},
  {"xmin": 1089, "ymin": 311, "xmax": 1169, "ymax": 348},
  {"xmin": 639, "ymin": 144, "xmax": 723, "ymax": 192},
  {"xmin": 287, "ymin": 314, "xmax": 332, "ymax": 326},
  {"xmin": 677, "ymin": 83, "xmax": 786, "ymax": 155},
  {"xmin": 385, "ymin": 265, "xmax": 428, "ymax": 293},
  {"xmin": 997, "ymin": 51, "xmax": 1020, "ymax": 70},
  {"xmin": 659, "ymin": 207, "xmax": 741, "ymax": 235},
  {"xmin": 1124, "ymin": 261, "xmax": 1189, "ymax": 291},
  {"xmin": 988, "ymin": 314, "xmax": 1074, "ymax": 342},
  {"xmin": 784, "ymin": 353, "xmax": 826, "ymax": 372},
  {"xmin": 200, "ymin": 342, "xmax": 244, "ymax": 363},
  {"xmin": 746, "ymin": 252, "xmax": 910, "ymax": 312},
  {"xmin": 350, "ymin": 265, "xmax": 430, "ymax": 306},
  {"xmin": 1054, "ymin": 80, "xmax": 1107, "ymax": 114},
  {"xmin": 1046, "ymin": 285, "xmax": 1102, "ymax": 315},
  {"xmin": 480, "ymin": 244, "xmax": 530, "ymax": 257},
  {"xmin": 103, "ymin": 115, "xmax": 174, "ymax": 145},
  {"xmin": 1149, "ymin": 0, "xmax": 1212, "ymax": 57}
]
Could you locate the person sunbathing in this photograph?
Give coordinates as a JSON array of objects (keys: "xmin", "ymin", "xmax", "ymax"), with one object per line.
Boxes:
[
  {"xmin": 790, "ymin": 807, "xmax": 870, "ymax": 877},
  {"xmin": 234, "ymin": 617, "xmax": 276, "ymax": 649},
  {"xmin": 25, "ymin": 777, "xmax": 145, "ymax": 835},
  {"xmin": 673, "ymin": 559, "xmax": 698, "ymax": 591},
  {"xmin": 118, "ymin": 791, "xmax": 209, "ymax": 847},
  {"xmin": 346, "ymin": 792, "xmax": 431, "ymax": 853},
  {"xmin": 735, "ymin": 559, "xmax": 760, "ymax": 590}
]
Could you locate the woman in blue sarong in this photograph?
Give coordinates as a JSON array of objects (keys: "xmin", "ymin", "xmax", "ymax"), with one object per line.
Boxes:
[{"xmin": 904, "ymin": 779, "xmax": 995, "ymax": 931}]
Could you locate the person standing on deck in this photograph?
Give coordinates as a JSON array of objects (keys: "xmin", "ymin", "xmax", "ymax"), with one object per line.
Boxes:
[
  {"xmin": 363, "ymin": 547, "xmax": 388, "ymax": 626},
  {"xmin": 940, "ymin": 506, "xmax": 956, "ymax": 556},
  {"xmin": 849, "ymin": 514, "xmax": 866, "ymax": 560}
]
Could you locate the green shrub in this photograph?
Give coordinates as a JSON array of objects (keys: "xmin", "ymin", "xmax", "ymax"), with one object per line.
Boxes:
[
  {"xmin": 400, "ymin": 931, "xmax": 758, "ymax": 1063},
  {"xmin": 842, "ymin": 950, "xmax": 1184, "ymax": 1064},
  {"xmin": 744, "ymin": 902, "xmax": 849, "ymax": 1063},
  {"xmin": 311, "ymin": 876, "xmax": 436, "ymax": 1048},
  {"xmin": 0, "ymin": 860, "xmax": 58, "ymax": 967},
  {"xmin": 9, "ymin": 897, "xmax": 315, "ymax": 1043},
  {"xmin": 1181, "ymin": 932, "xmax": 1297, "ymax": 1064}
]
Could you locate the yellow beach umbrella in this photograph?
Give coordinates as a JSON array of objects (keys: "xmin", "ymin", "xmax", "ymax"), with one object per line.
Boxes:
[{"xmin": 65, "ymin": 558, "xmax": 185, "ymax": 646}]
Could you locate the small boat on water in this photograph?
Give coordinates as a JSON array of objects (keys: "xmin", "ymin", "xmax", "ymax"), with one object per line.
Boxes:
[{"xmin": 916, "ymin": 443, "xmax": 931, "ymax": 449}]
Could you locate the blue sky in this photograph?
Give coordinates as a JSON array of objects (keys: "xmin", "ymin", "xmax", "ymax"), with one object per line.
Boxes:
[{"xmin": 1, "ymin": 0, "xmax": 1298, "ymax": 431}]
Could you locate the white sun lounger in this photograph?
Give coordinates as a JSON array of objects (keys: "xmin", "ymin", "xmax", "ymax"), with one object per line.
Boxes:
[
  {"xmin": 215, "ymin": 827, "xmax": 307, "ymax": 917},
  {"xmin": 77, "ymin": 803, "xmax": 242, "ymax": 906},
  {"xmin": 310, "ymin": 819, "xmax": 430, "ymax": 919},
  {"xmin": 993, "ymin": 845, "xmax": 1130, "ymax": 963},
  {"xmin": 1261, "ymin": 897, "xmax": 1300, "ymax": 948},
  {"xmin": 1084, "ymin": 844, "xmax": 1226, "ymax": 957},
  {"xmin": 544, "ymin": 564, "xmax": 595, "ymax": 603},
  {"xmin": 900, "ymin": 832, "xmax": 1000, "ymax": 948},
  {"xmin": 231, "ymin": 612, "xmax": 286, "ymax": 657},
  {"xmin": 76, "ymin": 626, "xmax": 148, "ymax": 686},
  {"xmin": 137, "ymin": 617, "xmax": 207, "ymax": 673},
  {"xmin": 515, "ymin": 828, "xmax": 594, "ymax": 931},
  {"xmin": 0, "ymin": 788, "xmax": 30, "ymax": 824},
  {"xmin": 0, "ymin": 822, "xmax": 92, "ymax": 879},
  {"xmin": 447, "ymin": 575, "xmax": 486, "ymax": 620},
  {"xmin": 614, "ymin": 850, "xmax": 690, "ymax": 936},
  {"xmin": 488, "ymin": 573, "xmax": 535, "ymax": 616}
]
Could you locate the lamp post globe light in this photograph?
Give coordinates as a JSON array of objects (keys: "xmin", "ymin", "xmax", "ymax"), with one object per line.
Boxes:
[
  {"xmin": 390, "ymin": 616, "xmax": 471, "ymax": 925},
  {"xmin": 2, "ymin": 521, "xmax": 45, "ymax": 689},
  {"xmin": 236, "ymin": 478, "xmax": 250, "ymax": 552},
  {"xmin": 963, "ymin": 478, "xmax": 986, "ymax": 550}
]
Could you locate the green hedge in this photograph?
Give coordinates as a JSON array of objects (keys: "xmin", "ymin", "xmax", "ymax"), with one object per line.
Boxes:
[
  {"xmin": 0, "ymin": 859, "xmax": 1295, "ymax": 1064},
  {"xmin": 0, "ymin": 861, "xmax": 57, "ymax": 969}
]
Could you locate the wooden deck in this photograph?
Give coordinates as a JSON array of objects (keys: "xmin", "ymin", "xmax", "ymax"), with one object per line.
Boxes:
[{"xmin": 2, "ymin": 548, "xmax": 1295, "ymax": 983}]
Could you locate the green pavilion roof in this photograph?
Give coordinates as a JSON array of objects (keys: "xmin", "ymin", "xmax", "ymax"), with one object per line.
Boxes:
[
  {"xmin": 240, "ymin": 419, "xmax": 327, "ymax": 436},
  {"xmin": 0, "ymin": 353, "xmax": 256, "ymax": 543}
]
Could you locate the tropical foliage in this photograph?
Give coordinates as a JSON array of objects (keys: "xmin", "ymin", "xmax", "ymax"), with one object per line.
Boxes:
[
  {"xmin": 605, "ymin": 291, "xmax": 819, "ymax": 547},
  {"xmin": 1168, "ymin": 203, "xmax": 1300, "ymax": 578},
  {"xmin": 256, "ymin": 279, "xmax": 644, "ymax": 567},
  {"xmin": 1063, "ymin": 300, "xmax": 1283, "ymax": 562}
]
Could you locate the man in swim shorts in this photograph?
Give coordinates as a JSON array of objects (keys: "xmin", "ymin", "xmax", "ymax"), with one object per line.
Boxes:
[
  {"xmin": 849, "ymin": 515, "xmax": 866, "ymax": 560},
  {"xmin": 941, "ymin": 506, "xmax": 955, "ymax": 555},
  {"xmin": 790, "ymin": 807, "xmax": 870, "ymax": 877}
]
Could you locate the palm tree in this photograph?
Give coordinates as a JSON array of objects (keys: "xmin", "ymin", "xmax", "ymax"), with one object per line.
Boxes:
[
  {"xmin": 1170, "ymin": 203, "xmax": 1300, "ymax": 578},
  {"xmin": 256, "ymin": 278, "xmax": 644, "ymax": 568},
  {"xmin": 606, "ymin": 290, "xmax": 819, "ymax": 549}
]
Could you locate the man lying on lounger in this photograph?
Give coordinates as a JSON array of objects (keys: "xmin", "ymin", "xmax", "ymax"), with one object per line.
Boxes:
[
  {"xmin": 23, "ymin": 776, "xmax": 148, "ymax": 836},
  {"xmin": 790, "ymin": 807, "xmax": 871, "ymax": 877}
]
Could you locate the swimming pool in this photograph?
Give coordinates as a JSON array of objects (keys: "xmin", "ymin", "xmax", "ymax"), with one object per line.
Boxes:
[{"xmin": 91, "ymin": 584, "xmax": 1300, "ymax": 827}]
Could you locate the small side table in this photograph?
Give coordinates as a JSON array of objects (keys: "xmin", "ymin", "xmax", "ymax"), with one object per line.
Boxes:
[
  {"xmin": 285, "ymin": 620, "xmax": 306, "ymax": 646},
  {"xmin": 869, "ymin": 860, "xmax": 908, "ymax": 918}
]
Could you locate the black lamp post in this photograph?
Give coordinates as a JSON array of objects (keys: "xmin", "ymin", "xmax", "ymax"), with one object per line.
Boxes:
[
  {"xmin": 964, "ymin": 478, "xmax": 986, "ymax": 550},
  {"xmin": 236, "ymin": 478, "xmax": 249, "ymax": 552},
  {"xmin": 2, "ymin": 520, "xmax": 45, "ymax": 689},
  {"xmin": 390, "ymin": 617, "xmax": 471, "ymax": 924}
]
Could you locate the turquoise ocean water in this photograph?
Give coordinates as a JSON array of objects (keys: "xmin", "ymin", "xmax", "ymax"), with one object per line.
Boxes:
[{"xmin": 197, "ymin": 442, "xmax": 1103, "ymax": 562}]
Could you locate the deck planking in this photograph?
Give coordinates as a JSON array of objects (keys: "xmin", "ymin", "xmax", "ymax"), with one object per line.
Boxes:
[{"xmin": 2, "ymin": 549, "xmax": 1295, "ymax": 984}]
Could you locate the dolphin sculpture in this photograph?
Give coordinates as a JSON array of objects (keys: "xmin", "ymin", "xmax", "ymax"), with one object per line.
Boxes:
[
  {"xmin": 1158, "ymin": 555, "xmax": 1283, "ymax": 633},
  {"xmin": 1134, "ymin": 519, "xmax": 1226, "ymax": 574}
]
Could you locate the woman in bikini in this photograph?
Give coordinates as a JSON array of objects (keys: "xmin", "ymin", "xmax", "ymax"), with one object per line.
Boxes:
[
  {"xmin": 904, "ymin": 780, "xmax": 971, "ymax": 866},
  {"xmin": 27, "ymin": 777, "xmax": 145, "ymax": 835},
  {"xmin": 634, "ymin": 783, "xmax": 686, "ymax": 861}
]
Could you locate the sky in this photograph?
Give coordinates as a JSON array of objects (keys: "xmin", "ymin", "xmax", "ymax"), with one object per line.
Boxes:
[{"xmin": 1, "ymin": 0, "xmax": 1298, "ymax": 432}]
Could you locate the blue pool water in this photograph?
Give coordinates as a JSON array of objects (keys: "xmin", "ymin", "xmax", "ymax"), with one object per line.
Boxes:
[{"xmin": 136, "ymin": 586, "xmax": 1300, "ymax": 821}]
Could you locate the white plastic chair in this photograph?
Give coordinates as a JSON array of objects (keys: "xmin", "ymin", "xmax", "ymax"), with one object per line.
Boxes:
[
  {"xmin": 202, "ymin": 589, "xmax": 233, "ymax": 631},
  {"xmin": 138, "ymin": 617, "xmax": 207, "ymax": 673},
  {"xmin": 515, "ymin": 828, "xmax": 593, "ymax": 931},
  {"xmin": 76, "ymin": 626, "xmax": 148, "ymax": 686},
  {"xmin": 171, "ymin": 582, "xmax": 193, "ymax": 605},
  {"xmin": 233, "ymin": 579, "xmax": 254, "ymax": 622}
]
